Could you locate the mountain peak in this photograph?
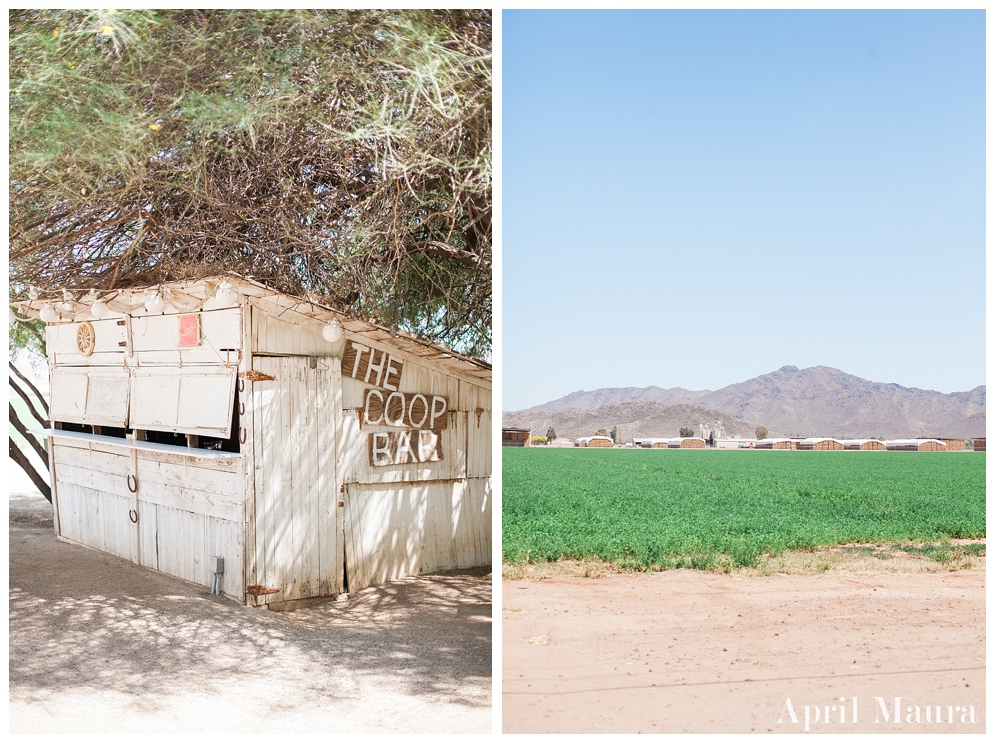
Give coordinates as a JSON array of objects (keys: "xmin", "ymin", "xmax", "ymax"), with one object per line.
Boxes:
[{"xmin": 506, "ymin": 367, "xmax": 985, "ymax": 439}]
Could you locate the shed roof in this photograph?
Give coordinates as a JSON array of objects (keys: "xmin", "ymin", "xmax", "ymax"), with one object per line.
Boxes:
[{"xmin": 13, "ymin": 274, "xmax": 491, "ymax": 388}]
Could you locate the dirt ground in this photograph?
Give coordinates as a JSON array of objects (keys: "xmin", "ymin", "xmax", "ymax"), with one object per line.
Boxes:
[
  {"xmin": 8, "ymin": 491, "xmax": 492, "ymax": 734},
  {"xmin": 503, "ymin": 564, "xmax": 985, "ymax": 733}
]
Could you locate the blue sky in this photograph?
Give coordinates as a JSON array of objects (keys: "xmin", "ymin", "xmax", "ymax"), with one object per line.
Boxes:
[{"xmin": 501, "ymin": 10, "xmax": 985, "ymax": 411}]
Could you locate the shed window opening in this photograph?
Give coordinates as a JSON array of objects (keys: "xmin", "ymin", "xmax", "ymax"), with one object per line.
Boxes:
[
  {"xmin": 53, "ymin": 422, "xmax": 127, "ymax": 439},
  {"xmin": 55, "ymin": 421, "xmax": 92, "ymax": 435}
]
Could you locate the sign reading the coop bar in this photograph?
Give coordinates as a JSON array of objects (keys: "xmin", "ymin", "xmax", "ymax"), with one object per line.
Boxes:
[
  {"xmin": 362, "ymin": 389, "xmax": 448, "ymax": 467},
  {"xmin": 344, "ymin": 341, "xmax": 404, "ymax": 390}
]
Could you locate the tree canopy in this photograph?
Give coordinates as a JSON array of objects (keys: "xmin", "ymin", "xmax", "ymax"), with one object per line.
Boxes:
[{"xmin": 9, "ymin": 9, "xmax": 492, "ymax": 357}]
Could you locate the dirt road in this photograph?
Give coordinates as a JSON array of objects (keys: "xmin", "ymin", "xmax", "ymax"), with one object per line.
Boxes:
[
  {"xmin": 9, "ymin": 492, "xmax": 492, "ymax": 734},
  {"xmin": 503, "ymin": 569, "xmax": 985, "ymax": 733}
]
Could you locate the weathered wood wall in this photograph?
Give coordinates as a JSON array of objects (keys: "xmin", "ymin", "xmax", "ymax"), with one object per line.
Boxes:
[
  {"xmin": 339, "ymin": 344, "xmax": 491, "ymax": 591},
  {"xmin": 250, "ymin": 309, "xmax": 491, "ymax": 594},
  {"xmin": 245, "ymin": 355, "xmax": 342, "ymax": 605},
  {"xmin": 51, "ymin": 436, "xmax": 245, "ymax": 599},
  {"xmin": 45, "ymin": 300, "xmax": 490, "ymax": 605},
  {"xmin": 46, "ymin": 307, "xmax": 247, "ymax": 600}
]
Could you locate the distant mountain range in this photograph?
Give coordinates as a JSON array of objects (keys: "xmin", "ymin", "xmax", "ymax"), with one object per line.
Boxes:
[{"xmin": 503, "ymin": 365, "xmax": 985, "ymax": 440}]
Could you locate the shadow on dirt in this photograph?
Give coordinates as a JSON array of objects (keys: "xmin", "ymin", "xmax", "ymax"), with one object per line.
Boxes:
[{"xmin": 9, "ymin": 495, "xmax": 491, "ymax": 710}]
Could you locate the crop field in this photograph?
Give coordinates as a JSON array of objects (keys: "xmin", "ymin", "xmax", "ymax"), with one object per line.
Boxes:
[{"xmin": 502, "ymin": 448, "xmax": 986, "ymax": 569}]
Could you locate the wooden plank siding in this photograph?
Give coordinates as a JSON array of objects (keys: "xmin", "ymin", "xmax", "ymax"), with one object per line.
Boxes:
[
  {"xmin": 249, "ymin": 356, "xmax": 342, "ymax": 606},
  {"xmin": 343, "ymin": 477, "xmax": 490, "ymax": 591},
  {"xmin": 335, "ymin": 351, "xmax": 491, "ymax": 592},
  {"xmin": 50, "ymin": 436, "xmax": 246, "ymax": 600},
  {"xmin": 47, "ymin": 308, "xmax": 242, "ymax": 368}
]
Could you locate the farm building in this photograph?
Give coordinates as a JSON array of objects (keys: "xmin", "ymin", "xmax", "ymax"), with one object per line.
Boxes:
[
  {"xmin": 974, "ymin": 438, "xmax": 986, "ymax": 452},
  {"xmin": 17, "ymin": 275, "xmax": 491, "ymax": 607},
  {"xmin": 634, "ymin": 438, "xmax": 669, "ymax": 448},
  {"xmin": 502, "ymin": 427, "xmax": 531, "ymax": 447},
  {"xmin": 575, "ymin": 436, "xmax": 614, "ymax": 448},
  {"xmin": 667, "ymin": 437, "xmax": 707, "ymax": 449},
  {"xmin": 754, "ymin": 438, "xmax": 797, "ymax": 450},
  {"xmin": 796, "ymin": 438, "xmax": 844, "ymax": 451},
  {"xmin": 841, "ymin": 439, "xmax": 887, "ymax": 451},
  {"xmin": 885, "ymin": 439, "xmax": 947, "ymax": 452},
  {"xmin": 938, "ymin": 439, "xmax": 966, "ymax": 452}
]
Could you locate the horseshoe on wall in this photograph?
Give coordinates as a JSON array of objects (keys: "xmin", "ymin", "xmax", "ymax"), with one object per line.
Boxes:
[
  {"xmin": 127, "ymin": 474, "xmax": 138, "ymax": 493},
  {"xmin": 239, "ymin": 427, "xmax": 247, "ymax": 444},
  {"xmin": 128, "ymin": 509, "xmax": 138, "ymax": 524}
]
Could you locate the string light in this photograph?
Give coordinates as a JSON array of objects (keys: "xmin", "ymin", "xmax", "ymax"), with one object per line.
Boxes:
[
  {"xmin": 214, "ymin": 280, "xmax": 239, "ymax": 308},
  {"xmin": 144, "ymin": 291, "xmax": 164, "ymax": 314},
  {"xmin": 322, "ymin": 320, "xmax": 343, "ymax": 343}
]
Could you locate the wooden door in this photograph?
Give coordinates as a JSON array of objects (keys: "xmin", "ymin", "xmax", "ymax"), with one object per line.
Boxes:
[{"xmin": 251, "ymin": 356, "xmax": 343, "ymax": 602}]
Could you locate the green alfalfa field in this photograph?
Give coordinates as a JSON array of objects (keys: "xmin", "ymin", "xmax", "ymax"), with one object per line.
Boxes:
[{"xmin": 502, "ymin": 448, "xmax": 986, "ymax": 571}]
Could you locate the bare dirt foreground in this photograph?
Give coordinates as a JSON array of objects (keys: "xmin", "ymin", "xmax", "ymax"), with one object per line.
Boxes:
[
  {"xmin": 8, "ymin": 492, "xmax": 491, "ymax": 734},
  {"xmin": 503, "ymin": 566, "xmax": 985, "ymax": 734}
]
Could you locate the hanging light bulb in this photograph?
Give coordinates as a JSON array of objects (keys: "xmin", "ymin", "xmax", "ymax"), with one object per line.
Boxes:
[
  {"xmin": 39, "ymin": 305, "xmax": 58, "ymax": 323},
  {"xmin": 322, "ymin": 319, "xmax": 343, "ymax": 343},
  {"xmin": 214, "ymin": 280, "xmax": 238, "ymax": 308},
  {"xmin": 27, "ymin": 286, "xmax": 39, "ymax": 301},
  {"xmin": 91, "ymin": 300, "xmax": 109, "ymax": 319},
  {"xmin": 144, "ymin": 291, "xmax": 164, "ymax": 314}
]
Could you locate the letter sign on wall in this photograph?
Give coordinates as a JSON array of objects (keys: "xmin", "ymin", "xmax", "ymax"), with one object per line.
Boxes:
[
  {"xmin": 362, "ymin": 389, "xmax": 448, "ymax": 430},
  {"xmin": 343, "ymin": 341, "xmax": 404, "ymax": 390},
  {"xmin": 369, "ymin": 430, "xmax": 443, "ymax": 467}
]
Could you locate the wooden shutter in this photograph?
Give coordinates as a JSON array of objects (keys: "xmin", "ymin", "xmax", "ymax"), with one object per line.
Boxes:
[
  {"xmin": 130, "ymin": 366, "xmax": 237, "ymax": 437},
  {"xmin": 49, "ymin": 367, "xmax": 130, "ymax": 427}
]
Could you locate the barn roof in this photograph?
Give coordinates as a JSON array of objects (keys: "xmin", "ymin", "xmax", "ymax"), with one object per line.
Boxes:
[
  {"xmin": 12, "ymin": 274, "xmax": 491, "ymax": 389},
  {"xmin": 884, "ymin": 439, "xmax": 946, "ymax": 447}
]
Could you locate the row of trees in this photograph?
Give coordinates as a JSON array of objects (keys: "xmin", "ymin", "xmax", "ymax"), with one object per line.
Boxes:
[{"xmin": 532, "ymin": 424, "xmax": 774, "ymax": 445}]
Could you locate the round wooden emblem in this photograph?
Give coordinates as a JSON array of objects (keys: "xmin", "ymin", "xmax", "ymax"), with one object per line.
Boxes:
[{"xmin": 76, "ymin": 321, "xmax": 96, "ymax": 356}]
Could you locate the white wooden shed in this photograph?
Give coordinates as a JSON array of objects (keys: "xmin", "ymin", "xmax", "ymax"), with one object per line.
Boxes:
[{"xmin": 18, "ymin": 275, "xmax": 491, "ymax": 607}]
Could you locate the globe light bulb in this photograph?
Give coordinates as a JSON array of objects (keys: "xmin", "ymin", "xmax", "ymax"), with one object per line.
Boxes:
[
  {"xmin": 39, "ymin": 305, "xmax": 58, "ymax": 323},
  {"xmin": 215, "ymin": 281, "xmax": 238, "ymax": 308},
  {"xmin": 145, "ymin": 292, "xmax": 165, "ymax": 314},
  {"xmin": 91, "ymin": 300, "xmax": 109, "ymax": 319},
  {"xmin": 322, "ymin": 320, "xmax": 344, "ymax": 343}
]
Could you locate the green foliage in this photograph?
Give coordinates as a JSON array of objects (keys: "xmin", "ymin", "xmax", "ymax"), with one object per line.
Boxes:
[
  {"xmin": 9, "ymin": 317, "xmax": 45, "ymax": 357},
  {"xmin": 679, "ymin": 427, "xmax": 694, "ymax": 438},
  {"xmin": 502, "ymin": 449, "xmax": 986, "ymax": 569},
  {"xmin": 595, "ymin": 427, "xmax": 608, "ymax": 437},
  {"xmin": 755, "ymin": 426, "xmax": 769, "ymax": 440},
  {"xmin": 9, "ymin": 9, "xmax": 491, "ymax": 357},
  {"xmin": 530, "ymin": 435, "xmax": 548, "ymax": 446},
  {"xmin": 546, "ymin": 426, "xmax": 556, "ymax": 442}
]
